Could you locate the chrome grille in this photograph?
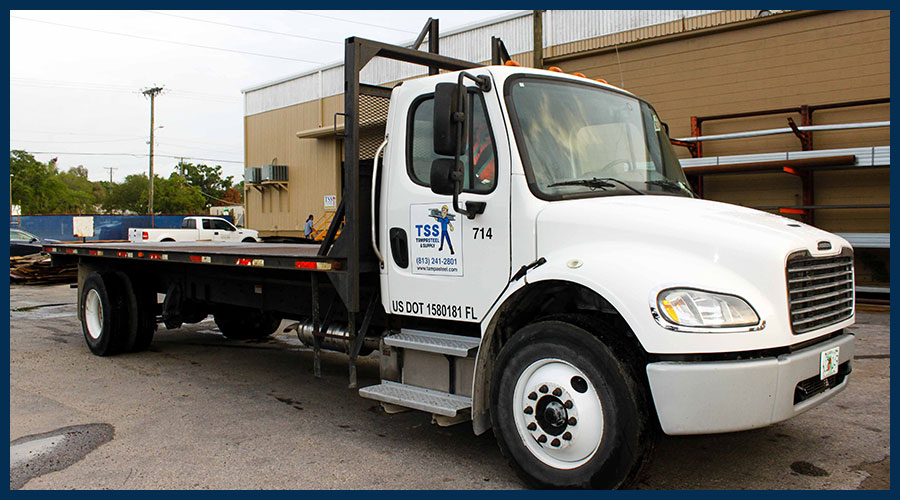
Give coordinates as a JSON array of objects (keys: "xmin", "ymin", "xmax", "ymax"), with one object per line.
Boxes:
[{"xmin": 786, "ymin": 248, "xmax": 854, "ymax": 334}]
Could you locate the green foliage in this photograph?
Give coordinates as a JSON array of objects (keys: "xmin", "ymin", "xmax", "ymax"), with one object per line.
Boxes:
[
  {"xmin": 154, "ymin": 174, "xmax": 205, "ymax": 214},
  {"xmin": 10, "ymin": 150, "xmax": 235, "ymax": 215},
  {"xmin": 176, "ymin": 161, "xmax": 234, "ymax": 207},
  {"xmin": 102, "ymin": 174, "xmax": 148, "ymax": 214},
  {"xmin": 10, "ymin": 150, "xmax": 95, "ymax": 214}
]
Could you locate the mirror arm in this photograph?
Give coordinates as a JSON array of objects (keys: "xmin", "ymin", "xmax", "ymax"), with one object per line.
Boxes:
[{"xmin": 450, "ymin": 71, "xmax": 490, "ymax": 219}]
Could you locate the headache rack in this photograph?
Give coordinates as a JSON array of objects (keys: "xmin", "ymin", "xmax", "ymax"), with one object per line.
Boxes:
[{"xmin": 786, "ymin": 248, "xmax": 855, "ymax": 334}]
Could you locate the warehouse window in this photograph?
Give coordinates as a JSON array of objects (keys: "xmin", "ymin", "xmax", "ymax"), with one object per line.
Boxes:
[{"xmin": 407, "ymin": 91, "xmax": 496, "ymax": 194}]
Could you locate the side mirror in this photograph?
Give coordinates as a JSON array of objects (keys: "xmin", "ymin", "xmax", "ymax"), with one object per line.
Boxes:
[
  {"xmin": 430, "ymin": 158, "xmax": 462, "ymax": 196},
  {"xmin": 433, "ymin": 82, "xmax": 466, "ymax": 156}
]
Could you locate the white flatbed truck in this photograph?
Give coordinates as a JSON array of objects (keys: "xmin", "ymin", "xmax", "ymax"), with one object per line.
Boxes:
[{"xmin": 47, "ymin": 28, "xmax": 855, "ymax": 489}]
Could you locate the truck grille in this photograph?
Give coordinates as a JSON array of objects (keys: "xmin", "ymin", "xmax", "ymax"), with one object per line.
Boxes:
[
  {"xmin": 786, "ymin": 248, "xmax": 854, "ymax": 335},
  {"xmin": 794, "ymin": 361, "xmax": 851, "ymax": 405}
]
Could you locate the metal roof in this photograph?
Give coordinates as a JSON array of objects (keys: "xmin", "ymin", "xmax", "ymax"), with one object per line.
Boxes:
[{"xmin": 242, "ymin": 10, "xmax": 726, "ymax": 116}]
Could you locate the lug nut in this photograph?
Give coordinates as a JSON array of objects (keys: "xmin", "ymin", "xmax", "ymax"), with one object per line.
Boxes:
[
  {"xmin": 539, "ymin": 385, "xmax": 548, "ymax": 394},
  {"xmin": 551, "ymin": 438, "xmax": 561, "ymax": 447},
  {"xmin": 564, "ymin": 400, "xmax": 573, "ymax": 409},
  {"xmin": 562, "ymin": 431, "xmax": 572, "ymax": 440},
  {"xmin": 568, "ymin": 417, "xmax": 577, "ymax": 426},
  {"xmin": 527, "ymin": 422, "xmax": 537, "ymax": 431},
  {"xmin": 524, "ymin": 406, "xmax": 533, "ymax": 415},
  {"xmin": 537, "ymin": 434, "xmax": 547, "ymax": 443},
  {"xmin": 552, "ymin": 388, "xmax": 562, "ymax": 397},
  {"xmin": 528, "ymin": 392, "xmax": 538, "ymax": 401}
]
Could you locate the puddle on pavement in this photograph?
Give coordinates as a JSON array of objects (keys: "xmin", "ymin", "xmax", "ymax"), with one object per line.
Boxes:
[{"xmin": 9, "ymin": 423, "xmax": 114, "ymax": 490}]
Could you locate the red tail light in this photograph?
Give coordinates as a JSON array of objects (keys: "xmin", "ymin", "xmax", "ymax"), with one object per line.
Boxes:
[{"xmin": 142, "ymin": 231, "xmax": 148, "ymax": 240}]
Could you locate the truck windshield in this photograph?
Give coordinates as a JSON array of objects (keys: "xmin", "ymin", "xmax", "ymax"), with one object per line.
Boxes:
[{"xmin": 506, "ymin": 77, "xmax": 693, "ymax": 200}]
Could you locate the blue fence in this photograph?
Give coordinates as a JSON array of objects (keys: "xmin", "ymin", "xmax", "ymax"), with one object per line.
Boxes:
[{"xmin": 9, "ymin": 214, "xmax": 233, "ymax": 242}]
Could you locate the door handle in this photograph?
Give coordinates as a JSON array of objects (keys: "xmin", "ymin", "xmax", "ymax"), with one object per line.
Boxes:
[{"xmin": 389, "ymin": 227, "xmax": 409, "ymax": 269}]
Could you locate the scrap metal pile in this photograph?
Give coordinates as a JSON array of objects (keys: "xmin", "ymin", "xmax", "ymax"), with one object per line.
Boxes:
[{"xmin": 10, "ymin": 254, "xmax": 76, "ymax": 285}]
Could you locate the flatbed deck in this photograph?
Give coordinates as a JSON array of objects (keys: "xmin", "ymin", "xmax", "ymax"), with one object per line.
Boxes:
[{"xmin": 45, "ymin": 241, "xmax": 343, "ymax": 272}]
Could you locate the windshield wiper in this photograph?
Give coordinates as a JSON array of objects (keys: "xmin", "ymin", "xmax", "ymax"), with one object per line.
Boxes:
[
  {"xmin": 645, "ymin": 179, "xmax": 695, "ymax": 196},
  {"xmin": 548, "ymin": 177, "xmax": 645, "ymax": 195}
]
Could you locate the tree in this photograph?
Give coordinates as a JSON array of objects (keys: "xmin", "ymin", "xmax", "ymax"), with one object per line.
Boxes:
[
  {"xmin": 101, "ymin": 173, "xmax": 205, "ymax": 214},
  {"xmin": 176, "ymin": 161, "xmax": 234, "ymax": 207},
  {"xmin": 10, "ymin": 150, "xmax": 95, "ymax": 214},
  {"xmin": 59, "ymin": 166, "xmax": 99, "ymax": 213},
  {"xmin": 154, "ymin": 174, "xmax": 205, "ymax": 214},
  {"xmin": 103, "ymin": 174, "xmax": 148, "ymax": 214}
]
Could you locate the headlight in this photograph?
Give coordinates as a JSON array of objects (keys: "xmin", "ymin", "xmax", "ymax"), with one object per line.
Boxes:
[{"xmin": 657, "ymin": 289, "xmax": 759, "ymax": 328}]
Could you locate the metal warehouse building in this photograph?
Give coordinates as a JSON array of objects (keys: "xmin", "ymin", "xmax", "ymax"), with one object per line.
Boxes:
[{"xmin": 241, "ymin": 10, "xmax": 889, "ymax": 292}]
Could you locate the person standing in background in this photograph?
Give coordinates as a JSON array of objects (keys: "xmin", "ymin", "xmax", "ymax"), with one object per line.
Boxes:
[{"xmin": 304, "ymin": 214, "xmax": 316, "ymax": 239}]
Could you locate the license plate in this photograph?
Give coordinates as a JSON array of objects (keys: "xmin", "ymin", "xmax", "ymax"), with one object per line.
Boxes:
[{"xmin": 820, "ymin": 347, "xmax": 840, "ymax": 380}]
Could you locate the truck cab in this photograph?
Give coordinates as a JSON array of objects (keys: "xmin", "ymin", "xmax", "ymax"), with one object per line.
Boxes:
[{"xmin": 368, "ymin": 65, "xmax": 855, "ymax": 486}]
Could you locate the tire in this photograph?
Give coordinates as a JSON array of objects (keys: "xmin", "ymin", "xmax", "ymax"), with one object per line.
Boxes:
[
  {"xmin": 116, "ymin": 272, "xmax": 157, "ymax": 352},
  {"xmin": 161, "ymin": 238, "xmax": 175, "ymax": 242},
  {"xmin": 79, "ymin": 272, "xmax": 129, "ymax": 356},
  {"xmin": 241, "ymin": 238, "xmax": 256, "ymax": 243},
  {"xmin": 490, "ymin": 320, "xmax": 653, "ymax": 489},
  {"xmin": 214, "ymin": 308, "xmax": 281, "ymax": 340}
]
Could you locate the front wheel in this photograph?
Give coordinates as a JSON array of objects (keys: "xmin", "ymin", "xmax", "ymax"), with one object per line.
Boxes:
[{"xmin": 490, "ymin": 320, "xmax": 653, "ymax": 489}]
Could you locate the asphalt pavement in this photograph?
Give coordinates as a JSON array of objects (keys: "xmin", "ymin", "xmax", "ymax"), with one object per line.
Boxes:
[{"xmin": 9, "ymin": 284, "xmax": 890, "ymax": 490}]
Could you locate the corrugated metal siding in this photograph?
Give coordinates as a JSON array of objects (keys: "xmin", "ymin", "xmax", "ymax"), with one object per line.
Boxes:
[
  {"xmin": 243, "ymin": 10, "xmax": 755, "ymax": 116},
  {"xmin": 543, "ymin": 10, "xmax": 719, "ymax": 48}
]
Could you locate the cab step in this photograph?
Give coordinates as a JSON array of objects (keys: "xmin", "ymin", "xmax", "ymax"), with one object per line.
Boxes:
[
  {"xmin": 383, "ymin": 329, "xmax": 479, "ymax": 357},
  {"xmin": 359, "ymin": 381, "xmax": 472, "ymax": 417}
]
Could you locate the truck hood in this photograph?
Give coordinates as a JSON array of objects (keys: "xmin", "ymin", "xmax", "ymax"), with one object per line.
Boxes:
[
  {"xmin": 535, "ymin": 195, "xmax": 847, "ymax": 261},
  {"xmin": 532, "ymin": 195, "xmax": 853, "ymax": 353}
]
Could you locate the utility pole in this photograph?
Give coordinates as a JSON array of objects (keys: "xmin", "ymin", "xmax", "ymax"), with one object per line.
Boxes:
[
  {"xmin": 142, "ymin": 86, "xmax": 164, "ymax": 225},
  {"xmin": 103, "ymin": 167, "xmax": 117, "ymax": 183}
]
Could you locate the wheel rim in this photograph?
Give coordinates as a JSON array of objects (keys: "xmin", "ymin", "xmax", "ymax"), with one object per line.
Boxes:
[
  {"xmin": 512, "ymin": 358, "xmax": 604, "ymax": 470},
  {"xmin": 84, "ymin": 289, "xmax": 104, "ymax": 340}
]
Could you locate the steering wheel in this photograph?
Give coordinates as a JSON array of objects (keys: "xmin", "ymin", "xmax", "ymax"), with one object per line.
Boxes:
[{"xmin": 584, "ymin": 158, "xmax": 633, "ymax": 178}]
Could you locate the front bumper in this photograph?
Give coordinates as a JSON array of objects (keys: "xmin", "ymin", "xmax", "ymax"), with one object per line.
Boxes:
[{"xmin": 646, "ymin": 332, "xmax": 855, "ymax": 435}]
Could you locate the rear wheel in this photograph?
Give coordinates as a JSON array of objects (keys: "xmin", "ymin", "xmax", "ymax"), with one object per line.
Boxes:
[
  {"xmin": 80, "ymin": 272, "xmax": 129, "ymax": 356},
  {"xmin": 490, "ymin": 320, "xmax": 654, "ymax": 489},
  {"xmin": 214, "ymin": 307, "xmax": 281, "ymax": 340},
  {"xmin": 115, "ymin": 272, "xmax": 157, "ymax": 352}
]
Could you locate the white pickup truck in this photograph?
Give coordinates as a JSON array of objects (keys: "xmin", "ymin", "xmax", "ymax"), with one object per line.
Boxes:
[{"xmin": 127, "ymin": 216, "xmax": 260, "ymax": 243}]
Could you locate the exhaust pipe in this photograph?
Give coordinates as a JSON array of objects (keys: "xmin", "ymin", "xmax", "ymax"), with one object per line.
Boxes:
[{"xmin": 286, "ymin": 318, "xmax": 379, "ymax": 355}]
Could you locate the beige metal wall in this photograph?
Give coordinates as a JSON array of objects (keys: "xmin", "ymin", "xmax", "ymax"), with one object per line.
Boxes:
[
  {"xmin": 244, "ymin": 94, "xmax": 343, "ymax": 237},
  {"xmin": 550, "ymin": 10, "xmax": 890, "ymax": 233}
]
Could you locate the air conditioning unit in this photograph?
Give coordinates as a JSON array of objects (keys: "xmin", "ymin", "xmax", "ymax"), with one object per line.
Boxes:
[
  {"xmin": 244, "ymin": 167, "xmax": 261, "ymax": 184},
  {"xmin": 261, "ymin": 164, "xmax": 288, "ymax": 182}
]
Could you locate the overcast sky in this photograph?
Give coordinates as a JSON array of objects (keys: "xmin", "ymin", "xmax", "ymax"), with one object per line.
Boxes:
[{"xmin": 9, "ymin": 10, "xmax": 518, "ymax": 183}]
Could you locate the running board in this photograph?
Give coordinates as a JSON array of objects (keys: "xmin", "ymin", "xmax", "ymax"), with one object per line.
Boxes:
[
  {"xmin": 359, "ymin": 381, "xmax": 472, "ymax": 417},
  {"xmin": 383, "ymin": 329, "xmax": 479, "ymax": 357}
]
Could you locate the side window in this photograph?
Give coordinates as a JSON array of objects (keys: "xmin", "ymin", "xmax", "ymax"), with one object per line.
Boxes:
[
  {"xmin": 202, "ymin": 219, "xmax": 212, "ymax": 230},
  {"xmin": 184, "ymin": 219, "xmax": 197, "ymax": 229},
  {"xmin": 408, "ymin": 91, "xmax": 496, "ymax": 193},
  {"xmin": 213, "ymin": 220, "xmax": 234, "ymax": 231}
]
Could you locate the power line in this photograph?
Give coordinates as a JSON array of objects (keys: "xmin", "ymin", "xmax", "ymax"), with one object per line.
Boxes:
[
  {"xmin": 12, "ymin": 77, "xmax": 241, "ymax": 102},
  {"xmin": 11, "ymin": 15, "xmax": 326, "ymax": 64},
  {"xmin": 288, "ymin": 10, "xmax": 419, "ymax": 34},
  {"xmin": 143, "ymin": 10, "xmax": 343, "ymax": 45},
  {"xmin": 23, "ymin": 151, "xmax": 244, "ymax": 164},
  {"xmin": 10, "ymin": 137, "xmax": 146, "ymax": 145}
]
